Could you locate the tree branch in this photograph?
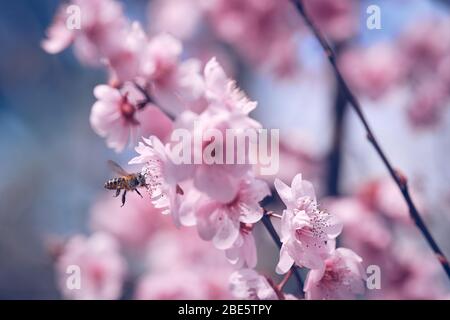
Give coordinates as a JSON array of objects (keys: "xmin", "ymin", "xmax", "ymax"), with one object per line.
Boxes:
[
  {"xmin": 326, "ymin": 43, "xmax": 347, "ymax": 196},
  {"xmin": 291, "ymin": 0, "xmax": 450, "ymax": 279}
]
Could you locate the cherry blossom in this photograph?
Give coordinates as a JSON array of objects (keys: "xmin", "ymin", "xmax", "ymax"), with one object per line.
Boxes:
[
  {"xmin": 194, "ymin": 176, "xmax": 270, "ymax": 250},
  {"xmin": 225, "ymin": 231, "xmax": 258, "ymax": 268},
  {"xmin": 303, "ymin": 0, "xmax": 358, "ymax": 42},
  {"xmin": 171, "ymin": 111, "xmax": 260, "ymax": 203},
  {"xmin": 205, "ymin": 0, "xmax": 299, "ymax": 76},
  {"xmin": 204, "ymin": 57, "xmax": 257, "ymax": 115},
  {"xmin": 274, "ymin": 174, "xmax": 343, "ymax": 272},
  {"xmin": 42, "ymin": 0, "xmax": 128, "ymax": 66},
  {"xmin": 56, "ymin": 232, "xmax": 127, "ymax": 300},
  {"xmin": 141, "ymin": 34, "xmax": 205, "ymax": 116},
  {"xmin": 129, "ymin": 136, "xmax": 178, "ymax": 215},
  {"xmin": 89, "ymin": 193, "xmax": 172, "ymax": 249},
  {"xmin": 138, "ymin": 228, "xmax": 233, "ymax": 299},
  {"xmin": 148, "ymin": 0, "xmax": 204, "ymax": 40},
  {"xmin": 304, "ymin": 248, "xmax": 366, "ymax": 300},
  {"xmin": 339, "ymin": 43, "xmax": 405, "ymax": 100},
  {"xmin": 229, "ymin": 269, "xmax": 278, "ymax": 300},
  {"xmin": 89, "ymin": 84, "xmax": 173, "ymax": 152},
  {"xmin": 135, "ymin": 271, "xmax": 208, "ymax": 300}
]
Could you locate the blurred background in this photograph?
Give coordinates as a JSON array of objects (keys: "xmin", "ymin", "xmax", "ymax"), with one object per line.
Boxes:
[{"xmin": 1, "ymin": 0, "xmax": 450, "ymax": 299}]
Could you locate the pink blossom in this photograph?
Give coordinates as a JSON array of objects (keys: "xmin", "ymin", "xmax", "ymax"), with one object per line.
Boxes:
[
  {"xmin": 400, "ymin": 18, "xmax": 450, "ymax": 72},
  {"xmin": 407, "ymin": 78, "xmax": 448, "ymax": 128},
  {"xmin": 259, "ymin": 129, "xmax": 323, "ymax": 186},
  {"xmin": 229, "ymin": 269, "xmax": 278, "ymax": 300},
  {"xmin": 205, "ymin": 0, "xmax": 299, "ymax": 76},
  {"xmin": 195, "ymin": 176, "xmax": 270, "ymax": 250},
  {"xmin": 360, "ymin": 177, "xmax": 425, "ymax": 223},
  {"xmin": 89, "ymin": 192, "xmax": 172, "ymax": 249},
  {"xmin": 89, "ymin": 84, "xmax": 173, "ymax": 152},
  {"xmin": 171, "ymin": 110, "xmax": 260, "ymax": 203},
  {"xmin": 56, "ymin": 232, "xmax": 127, "ymax": 300},
  {"xmin": 225, "ymin": 231, "xmax": 258, "ymax": 268},
  {"xmin": 135, "ymin": 271, "xmax": 209, "ymax": 300},
  {"xmin": 137, "ymin": 228, "xmax": 233, "ymax": 299},
  {"xmin": 339, "ymin": 43, "xmax": 405, "ymax": 99},
  {"xmin": 303, "ymin": 0, "xmax": 358, "ymax": 42},
  {"xmin": 148, "ymin": 0, "xmax": 204, "ymax": 40},
  {"xmin": 274, "ymin": 174, "xmax": 342, "ymax": 272},
  {"xmin": 204, "ymin": 57, "xmax": 258, "ymax": 115},
  {"xmin": 129, "ymin": 136, "xmax": 179, "ymax": 215},
  {"xmin": 323, "ymin": 197, "xmax": 391, "ymax": 254},
  {"xmin": 107, "ymin": 22, "xmax": 147, "ymax": 82},
  {"xmin": 142, "ymin": 34, "xmax": 205, "ymax": 115},
  {"xmin": 42, "ymin": 0, "xmax": 128, "ymax": 66},
  {"xmin": 304, "ymin": 248, "xmax": 366, "ymax": 300}
]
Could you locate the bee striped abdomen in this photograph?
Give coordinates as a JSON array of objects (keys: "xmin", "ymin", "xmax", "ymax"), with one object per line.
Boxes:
[{"xmin": 104, "ymin": 177, "xmax": 125, "ymax": 190}]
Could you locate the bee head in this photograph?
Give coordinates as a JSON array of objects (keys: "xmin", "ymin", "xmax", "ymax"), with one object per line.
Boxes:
[{"xmin": 137, "ymin": 173, "xmax": 147, "ymax": 186}]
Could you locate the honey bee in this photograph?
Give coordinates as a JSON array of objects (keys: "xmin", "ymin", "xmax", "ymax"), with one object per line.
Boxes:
[{"xmin": 104, "ymin": 160, "xmax": 147, "ymax": 207}]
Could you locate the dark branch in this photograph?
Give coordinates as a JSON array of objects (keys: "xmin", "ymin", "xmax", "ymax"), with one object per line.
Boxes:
[{"xmin": 291, "ymin": 0, "xmax": 450, "ymax": 279}]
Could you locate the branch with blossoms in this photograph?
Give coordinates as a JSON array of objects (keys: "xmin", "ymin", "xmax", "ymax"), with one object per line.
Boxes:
[
  {"xmin": 42, "ymin": 0, "xmax": 369, "ymax": 300},
  {"xmin": 290, "ymin": 0, "xmax": 450, "ymax": 279}
]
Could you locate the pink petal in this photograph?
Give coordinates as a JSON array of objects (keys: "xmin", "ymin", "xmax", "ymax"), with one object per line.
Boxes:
[
  {"xmin": 194, "ymin": 165, "xmax": 239, "ymax": 203},
  {"xmin": 276, "ymin": 245, "xmax": 294, "ymax": 274},
  {"xmin": 213, "ymin": 211, "xmax": 240, "ymax": 250},
  {"xmin": 274, "ymin": 178, "xmax": 293, "ymax": 207}
]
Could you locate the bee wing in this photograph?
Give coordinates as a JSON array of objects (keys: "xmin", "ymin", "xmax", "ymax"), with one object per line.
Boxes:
[{"xmin": 107, "ymin": 160, "xmax": 130, "ymax": 176}]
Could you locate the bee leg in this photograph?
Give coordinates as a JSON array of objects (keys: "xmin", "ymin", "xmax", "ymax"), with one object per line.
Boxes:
[
  {"xmin": 135, "ymin": 189, "xmax": 143, "ymax": 198},
  {"xmin": 121, "ymin": 190, "xmax": 127, "ymax": 207},
  {"xmin": 114, "ymin": 189, "xmax": 121, "ymax": 198}
]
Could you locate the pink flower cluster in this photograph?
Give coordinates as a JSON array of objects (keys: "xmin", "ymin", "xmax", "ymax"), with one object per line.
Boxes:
[
  {"xmin": 44, "ymin": 0, "xmax": 366, "ymax": 301},
  {"xmin": 339, "ymin": 16, "xmax": 450, "ymax": 129},
  {"xmin": 324, "ymin": 177, "xmax": 448, "ymax": 299}
]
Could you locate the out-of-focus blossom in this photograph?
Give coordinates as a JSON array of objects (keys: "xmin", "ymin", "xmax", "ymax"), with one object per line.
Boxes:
[
  {"xmin": 90, "ymin": 84, "xmax": 173, "ymax": 152},
  {"xmin": 229, "ymin": 269, "xmax": 279, "ymax": 300},
  {"xmin": 90, "ymin": 192, "xmax": 172, "ymax": 249},
  {"xmin": 142, "ymin": 34, "xmax": 205, "ymax": 116},
  {"xmin": 399, "ymin": 18, "xmax": 450, "ymax": 128},
  {"xmin": 323, "ymin": 197, "xmax": 391, "ymax": 256},
  {"xmin": 225, "ymin": 231, "xmax": 258, "ymax": 268},
  {"xmin": 138, "ymin": 229, "xmax": 233, "ymax": 299},
  {"xmin": 359, "ymin": 177, "xmax": 425, "ymax": 224},
  {"xmin": 205, "ymin": 0, "xmax": 299, "ymax": 76},
  {"xmin": 107, "ymin": 22, "xmax": 147, "ymax": 82},
  {"xmin": 400, "ymin": 18, "xmax": 450, "ymax": 72},
  {"xmin": 303, "ymin": 0, "xmax": 358, "ymax": 42},
  {"xmin": 42, "ymin": 0, "xmax": 128, "ymax": 66},
  {"xmin": 56, "ymin": 233, "xmax": 127, "ymax": 300},
  {"xmin": 304, "ymin": 248, "xmax": 366, "ymax": 300},
  {"xmin": 195, "ymin": 176, "xmax": 270, "ymax": 250},
  {"xmin": 260, "ymin": 129, "xmax": 323, "ymax": 187},
  {"xmin": 377, "ymin": 244, "xmax": 449, "ymax": 299},
  {"xmin": 407, "ymin": 78, "xmax": 448, "ymax": 128},
  {"xmin": 135, "ymin": 270, "xmax": 209, "ymax": 300},
  {"xmin": 274, "ymin": 174, "xmax": 342, "ymax": 272},
  {"xmin": 339, "ymin": 43, "xmax": 405, "ymax": 99},
  {"xmin": 148, "ymin": 0, "xmax": 204, "ymax": 40}
]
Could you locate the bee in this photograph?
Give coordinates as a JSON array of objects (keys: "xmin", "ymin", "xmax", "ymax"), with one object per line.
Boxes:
[{"xmin": 104, "ymin": 160, "xmax": 147, "ymax": 207}]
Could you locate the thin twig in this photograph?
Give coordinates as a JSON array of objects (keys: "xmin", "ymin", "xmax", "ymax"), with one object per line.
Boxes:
[
  {"xmin": 267, "ymin": 211, "xmax": 283, "ymax": 219},
  {"xmin": 277, "ymin": 269, "xmax": 293, "ymax": 291},
  {"xmin": 291, "ymin": 0, "xmax": 450, "ymax": 279},
  {"xmin": 132, "ymin": 82, "xmax": 175, "ymax": 120},
  {"xmin": 327, "ymin": 43, "xmax": 347, "ymax": 196},
  {"xmin": 261, "ymin": 211, "xmax": 305, "ymax": 296}
]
